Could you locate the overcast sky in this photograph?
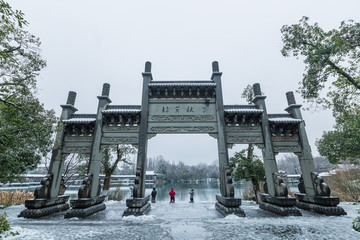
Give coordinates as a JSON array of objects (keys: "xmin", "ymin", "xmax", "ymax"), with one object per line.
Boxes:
[{"xmin": 11, "ymin": 0, "xmax": 360, "ymax": 165}]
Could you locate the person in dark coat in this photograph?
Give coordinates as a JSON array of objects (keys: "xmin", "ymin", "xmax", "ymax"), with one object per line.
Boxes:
[
  {"xmin": 169, "ymin": 188, "xmax": 176, "ymax": 203},
  {"xmin": 151, "ymin": 187, "xmax": 157, "ymax": 203},
  {"xmin": 189, "ymin": 189, "xmax": 194, "ymax": 203}
]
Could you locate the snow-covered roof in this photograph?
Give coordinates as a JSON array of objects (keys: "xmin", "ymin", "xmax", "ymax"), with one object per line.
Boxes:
[
  {"xmin": 149, "ymin": 82, "xmax": 216, "ymax": 87},
  {"xmin": 225, "ymin": 108, "xmax": 263, "ymax": 114},
  {"xmin": 63, "ymin": 118, "xmax": 96, "ymax": 124},
  {"xmin": 268, "ymin": 118, "xmax": 302, "ymax": 124},
  {"xmin": 102, "ymin": 109, "xmax": 141, "ymax": 114}
]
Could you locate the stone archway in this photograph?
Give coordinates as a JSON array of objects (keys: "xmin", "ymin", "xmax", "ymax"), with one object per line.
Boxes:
[{"xmin": 19, "ymin": 61, "xmax": 346, "ymax": 219}]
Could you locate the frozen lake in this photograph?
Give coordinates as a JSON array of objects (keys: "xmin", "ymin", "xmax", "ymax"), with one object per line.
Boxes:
[{"xmin": 1, "ymin": 198, "xmax": 360, "ymax": 239}]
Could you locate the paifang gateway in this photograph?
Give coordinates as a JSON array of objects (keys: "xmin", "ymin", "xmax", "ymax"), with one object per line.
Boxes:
[{"xmin": 19, "ymin": 61, "xmax": 346, "ymax": 219}]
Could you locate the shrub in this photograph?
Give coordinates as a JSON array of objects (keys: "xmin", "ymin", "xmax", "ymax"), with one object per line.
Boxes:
[
  {"xmin": 353, "ymin": 211, "xmax": 360, "ymax": 232},
  {"xmin": 325, "ymin": 168, "xmax": 360, "ymax": 202},
  {"xmin": 0, "ymin": 213, "xmax": 10, "ymax": 235}
]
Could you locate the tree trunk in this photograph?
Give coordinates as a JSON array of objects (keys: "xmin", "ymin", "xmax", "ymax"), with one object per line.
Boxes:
[
  {"xmin": 251, "ymin": 176, "xmax": 260, "ymax": 204},
  {"xmin": 247, "ymin": 144, "xmax": 254, "ymax": 159},
  {"xmin": 103, "ymin": 174, "xmax": 111, "ymax": 191}
]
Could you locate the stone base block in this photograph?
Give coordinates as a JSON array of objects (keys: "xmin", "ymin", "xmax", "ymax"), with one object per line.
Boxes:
[
  {"xmin": 215, "ymin": 194, "xmax": 242, "ymax": 208},
  {"xmin": 259, "ymin": 202, "xmax": 302, "ymax": 216},
  {"xmin": 260, "ymin": 194, "xmax": 296, "ymax": 207},
  {"xmin": 18, "ymin": 195, "xmax": 70, "ymax": 218},
  {"xmin": 295, "ymin": 193, "xmax": 346, "ymax": 216},
  {"xmin": 64, "ymin": 202, "xmax": 106, "ymax": 218},
  {"xmin": 215, "ymin": 202, "xmax": 245, "ymax": 217},
  {"xmin": 295, "ymin": 193, "xmax": 340, "ymax": 206},
  {"xmin": 18, "ymin": 203, "xmax": 69, "ymax": 218},
  {"xmin": 70, "ymin": 195, "xmax": 106, "ymax": 209},
  {"xmin": 296, "ymin": 200, "xmax": 346, "ymax": 216},
  {"xmin": 259, "ymin": 193, "xmax": 301, "ymax": 216},
  {"xmin": 126, "ymin": 195, "xmax": 150, "ymax": 208},
  {"xmin": 123, "ymin": 202, "xmax": 151, "ymax": 216},
  {"xmin": 24, "ymin": 195, "xmax": 70, "ymax": 209}
]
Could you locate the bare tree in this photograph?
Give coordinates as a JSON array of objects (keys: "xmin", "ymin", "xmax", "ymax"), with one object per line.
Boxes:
[{"xmin": 102, "ymin": 145, "xmax": 136, "ymax": 191}]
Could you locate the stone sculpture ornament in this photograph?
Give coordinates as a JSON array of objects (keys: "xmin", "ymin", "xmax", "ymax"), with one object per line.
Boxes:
[
  {"xmin": 34, "ymin": 174, "xmax": 53, "ymax": 199},
  {"xmin": 133, "ymin": 167, "xmax": 142, "ymax": 198},
  {"xmin": 298, "ymin": 175, "xmax": 306, "ymax": 194},
  {"xmin": 224, "ymin": 166, "xmax": 235, "ymax": 197},
  {"xmin": 273, "ymin": 173, "xmax": 288, "ymax": 197},
  {"xmin": 312, "ymin": 172, "xmax": 330, "ymax": 197},
  {"xmin": 78, "ymin": 174, "xmax": 93, "ymax": 198},
  {"xmin": 263, "ymin": 177, "xmax": 268, "ymax": 194},
  {"xmin": 58, "ymin": 177, "xmax": 66, "ymax": 196}
]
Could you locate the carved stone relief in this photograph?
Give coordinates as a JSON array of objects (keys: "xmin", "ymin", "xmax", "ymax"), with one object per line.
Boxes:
[
  {"xmin": 63, "ymin": 146, "xmax": 91, "ymax": 154},
  {"xmin": 274, "ymin": 145, "xmax": 302, "ymax": 153},
  {"xmin": 227, "ymin": 136, "xmax": 263, "ymax": 144},
  {"xmin": 272, "ymin": 135, "xmax": 298, "ymax": 142},
  {"xmin": 65, "ymin": 136, "xmax": 93, "ymax": 141},
  {"xmin": 150, "ymin": 126, "xmax": 215, "ymax": 133},
  {"xmin": 151, "ymin": 115, "xmax": 215, "ymax": 121},
  {"xmin": 226, "ymin": 126, "xmax": 261, "ymax": 132},
  {"xmin": 102, "ymin": 137, "xmax": 138, "ymax": 144}
]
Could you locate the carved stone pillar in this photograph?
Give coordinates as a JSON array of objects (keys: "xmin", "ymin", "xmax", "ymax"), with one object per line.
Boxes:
[
  {"xmin": 212, "ymin": 61, "xmax": 245, "ymax": 217},
  {"xmin": 123, "ymin": 62, "xmax": 152, "ymax": 216},
  {"xmin": 285, "ymin": 92, "xmax": 346, "ymax": 216},
  {"xmin": 65, "ymin": 84, "xmax": 110, "ymax": 218},
  {"xmin": 19, "ymin": 91, "xmax": 77, "ymax": 218},
  {"xmin": 252, "ymin": 84, "xmax": 278, "ymax": 196},
  {"xmin": 253, "ymin": 85, "xmax": 301, "ymax": 216}
]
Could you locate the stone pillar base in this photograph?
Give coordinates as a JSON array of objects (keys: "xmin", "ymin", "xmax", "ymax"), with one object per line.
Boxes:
[
  {"xmin": 215, "ymin": 194, "xmax": 245, "ymax": 217},
  {"xmin": 259, "ymin": 193, "xmax": 302, "ymax": 216},
  {"xmin": 295, "ymin": 193, "xmax": 346, "ymax": 216},
  {"xmin": 64, "ymin": 195, "xmax": 106, "ymax": 218},
  {"xmin": 123, "ymin": 195, "xmax": 151, "ymax": 216},
  {"xmin": 18, "ymin": 195, "xmax": 70, "ymax": 218}
]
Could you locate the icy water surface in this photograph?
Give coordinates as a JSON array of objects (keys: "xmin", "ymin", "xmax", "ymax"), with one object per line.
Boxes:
[{"xmin": 1, "ymin": 200, "xmax": 360, "ymax": 239}]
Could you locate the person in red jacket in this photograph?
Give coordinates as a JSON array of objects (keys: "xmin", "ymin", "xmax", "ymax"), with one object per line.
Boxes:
[{"xmin": 169, "ymin": 188, "xmax": 176, "ymax": 203}]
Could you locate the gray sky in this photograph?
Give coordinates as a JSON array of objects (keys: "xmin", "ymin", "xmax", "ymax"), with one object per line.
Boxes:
[{"xmin": 12, "ymin": 0, "xmax": 360, "ymax": 165}]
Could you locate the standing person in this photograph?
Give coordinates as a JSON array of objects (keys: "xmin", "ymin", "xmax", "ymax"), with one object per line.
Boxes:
[
  {"xmin": 189, "ymin": 189, "xmax": 194, "ymax": 203},
  {"xmin": 169, "ymin": 188, "xmax": 176, "ymax": 203},
  {"xmin": 151, "ymin": 187, "xmax": 157, "ymax": 203}
]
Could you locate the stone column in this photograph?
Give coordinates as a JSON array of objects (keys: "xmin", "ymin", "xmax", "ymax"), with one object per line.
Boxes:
[
  {"xmin": 211, "ymin": 61, "xmax": 233, "ymax": 197},
  {"xmin": 252, "ymin": 83, "xmax": 278, "ymax": 196},
  {"xmin": 88, "ymin": 83, "xmax": 111, "ymax": 198},
  {"xmin": 48, "ymin": 91, "xmax": 78, "ymax": 199},
  {"xmin": 285, "ymin": 91, "xmax": 316, "ymax": 196},
  {"xmin": 134, "ymin": 61, "xmax": 152, "ymax": 198}
]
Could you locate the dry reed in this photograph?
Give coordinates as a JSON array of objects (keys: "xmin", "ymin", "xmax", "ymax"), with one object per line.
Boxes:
[{"xmin": 0, "ymin": 191, "xmax": 34, "ymax": 206}]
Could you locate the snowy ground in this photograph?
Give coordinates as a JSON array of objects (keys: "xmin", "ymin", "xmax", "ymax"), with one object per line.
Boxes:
[{"xmin": 1, "ymin": 200, "xmax": 360, "ymax": 240}]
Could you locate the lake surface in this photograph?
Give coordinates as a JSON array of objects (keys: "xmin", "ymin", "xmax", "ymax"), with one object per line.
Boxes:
[
  {"xmin": 113, "ymin": 182, "xmax": 298, "ymax": 202},
  {"xmin": 115, "ymin": 182, "xmax": 250, "ymax": 202}
]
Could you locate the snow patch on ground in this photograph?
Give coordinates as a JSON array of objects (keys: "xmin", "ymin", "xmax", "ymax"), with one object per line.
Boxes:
[
  {"xmin": 122, "ymin": 214, "xmax": 157, "ymax": 222},
  {"xmin": 1, "ymin": 201, "xmax": 360, "ymax": 239},
  {"xmin": 224, "ymin": 214, "xmax": 241, "ymax": 219}
]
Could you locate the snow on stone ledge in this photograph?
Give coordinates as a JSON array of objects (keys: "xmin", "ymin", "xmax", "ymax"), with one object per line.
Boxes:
[
  {"xmin": 102, "ymin": 109, "xmax": 141, "ymax": 114},
  {"xmin": 63, "ymin": 118, "xmax": 96, "ymax": 124},
  {"xmin": 225, "ymin": 108, "xmax": 263, "ymax": 114},
  {"xmin": 268, "ymin": 117, "xmax": 302, "ymax": 123},
  {"xmin": 148, "ymin": 82, "xmax": 216, "ymax": 87}
]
